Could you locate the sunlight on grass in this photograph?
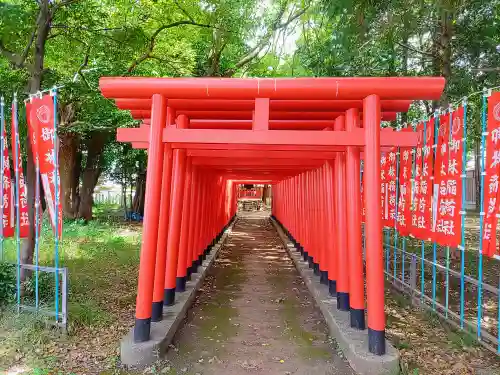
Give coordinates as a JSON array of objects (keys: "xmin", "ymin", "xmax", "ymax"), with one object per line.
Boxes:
[{"xmin": 0, "ymin": 207, "xmax": 142, "ymax": 372}]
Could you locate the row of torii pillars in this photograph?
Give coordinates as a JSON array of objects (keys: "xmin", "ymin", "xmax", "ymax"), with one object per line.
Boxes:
[{"xmin": 99, "ymin": 76, "xmax": 445, "ymax": 356}]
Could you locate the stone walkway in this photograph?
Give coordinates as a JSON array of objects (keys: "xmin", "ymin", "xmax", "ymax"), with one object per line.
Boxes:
[{"xmin": 163, "ymin": 211, "xmax": 355, "ymax": 375}]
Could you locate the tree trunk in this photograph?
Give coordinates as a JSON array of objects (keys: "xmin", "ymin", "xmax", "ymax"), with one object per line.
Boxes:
[
  {"xmin": 59, "ymin": 132, "xmax": 81, "ymax": 219},
  {"xmin": 132, "ymin": 171, "xmax": 146, "ymax": 215},
  {"xmin": 432, "ymin": 3, "xmax": 454, "ymax": 108},
  {"xmin": 21, "ymin": 0, "xmax": 51, "ymax": 280},
  {"xmin": 78, "ymin": 131, "xmax": 109, "ymax": 220},
  {"xmin": 400, "ymin": 28, "xmax": 409, "ymax": 124}
]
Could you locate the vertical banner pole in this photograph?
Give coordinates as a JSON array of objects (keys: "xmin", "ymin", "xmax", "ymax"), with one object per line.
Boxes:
[
  {"xmin": 51, "ymin": 89, "xmax": 60, "ymax": 322},
  {"xmin": 420, "ymin": 121, "xmax": 427, "ymax": 302},
  {"xmin": 13, "ymin": 94, "xmax": 21, "ymax": 313},
  {"xmin": 393, "ymin": 147, "xmax": 400, "ymax": 282},
  {"xmin": 459, "ymin": 100, "xmax": 468, "ymax": 329},
  {"xmin": 431, "ymin": 112, "xmax": 439, "ymax": 311},
  {"xmin": 35, "ymin": 118, "xmax": 40, "ymax": 311},
  {"xmin": 476, "ymin": 92, "xmax": 488, "ymax": 340}
]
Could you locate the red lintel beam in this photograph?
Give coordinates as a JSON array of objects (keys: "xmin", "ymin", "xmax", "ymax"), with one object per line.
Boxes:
[
  {"xmin": 117, "ymin": 127, "xmax": 420, "ymax": 147},
  {"xmin": 191, "ymin": 157, "xmax": 323, "ymax": 167},
  {"xmin": 129, "ymin": 110, "xmax": 397, "ymax": 122},
  {"xmin": 189, "ymin": 119, "xmax": 399, "ymax": 130},
  {"xmin": 115, "ymin": 98, "xmax": 412, "ymax": 112},
  {"xmin": 101, "ymin": 77, "xmax": 444, "ymax": 100},
  {"xmin": 187, "ymin": 149, "xmax": 338, "ymax": 159}
]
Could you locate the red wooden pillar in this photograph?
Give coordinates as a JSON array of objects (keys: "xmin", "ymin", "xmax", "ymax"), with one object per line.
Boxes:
[
  {"xmin": 319, "ymin": 164, "xmax": 329, "ymax": 285},
  {"xmin": 175, "ymin": 157, "xmax": 193, "ymax": 292},
  {"xmin": 306, "ymin": 171, "xmax": 314, "ymax": 268},
  {"xmin": 186, "ymin": 167, "xmax": 199, "ymax": 276},
  {"xmin": 151, "ymin": 107, "xmax": 174, "ymax": 322},
  {"xmin": 364, "ymin": 94, "xmax": 385, "ymax": 355},
  {"xmin": 326, "ymin": 159, "xmax": 337, "ymax": 296},
  {"xmin": 312, "ymin": 168, "xmax": 321, "ymax": 276},
  {"xmin": 301, "ymin": 173, "xmax": 309, "ymax": 262},
  {"xmin": 163, "ymin": 115, "xmax": 188, "ymax": 306},
  {"xmin": 334, "ymin": 115, "xmax": 350, "ymax": 311},
  {"xmin": 193, "ymin": 172, "xmax": 206, "ymax": 267},
  {"xmin": 346, "ymin": 108, "xmax": 366, "ymax": 330},
  {"xmin": 134, "ymin": 94, "xmax": 166, "ymax": 342}
]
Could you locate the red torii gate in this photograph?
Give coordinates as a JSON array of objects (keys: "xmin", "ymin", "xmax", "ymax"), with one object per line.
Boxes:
[{"xmin": 100, "ymin": 76, "xmax": 445, "ymax": 356}]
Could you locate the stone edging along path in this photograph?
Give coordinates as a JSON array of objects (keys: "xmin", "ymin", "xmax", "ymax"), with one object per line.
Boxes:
[{"xmin": 270, "ymin": 217, "xmax": 400, "ymax": 375}]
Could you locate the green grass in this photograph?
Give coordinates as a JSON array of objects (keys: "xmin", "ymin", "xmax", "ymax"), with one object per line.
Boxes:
[{"xmin": 0, "ymin": 205, "xmax": 142, "ymax": 372}]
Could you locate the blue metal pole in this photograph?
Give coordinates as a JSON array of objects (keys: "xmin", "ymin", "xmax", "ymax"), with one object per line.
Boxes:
[
  {"xmin": 52, "ymin": 89, "xmax": 60, "ymax": 323},
  {"xmin": 32, "ymin": 98, "xmax": 41, "ymax": 311},
  {"xmin": 431, "ymin": 113, "xmax": 439, "ymax": 311},
  {"xmin": 394, "ymin": 149, "xmax": 400, "ymax": 281},
  {"xmin": 476, "ymin": 92, "xmax": 488, "ymax": 340},
  {"xmin": 402, "ymin": 237, "xmax": 406, "ymax": 283},
  {"xmin": 13, "ymin": 94, "xmax": 21, "ymax": 313},
  {"xmin": 418, "ymin": 121, "xmax": 427, "ymax": 301},
  {"xmin": 459, "ymin": 100, "xmax": 468, "ymax": 329}
]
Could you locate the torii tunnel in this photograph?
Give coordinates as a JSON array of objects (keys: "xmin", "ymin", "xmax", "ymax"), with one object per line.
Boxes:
[{"xmin": 99, "ymin": 77, "xmax": 445, "ymax": 356}]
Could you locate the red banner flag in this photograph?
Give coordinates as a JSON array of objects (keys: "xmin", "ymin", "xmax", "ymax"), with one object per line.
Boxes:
[
  {"xmin": 11, "ymin": 106, "xmax": 29, "ymax": 238},
  {"xmin": 411, "ymin": 119, "xmax": 435, "ymax": 240},
  {"xmin": 31, "ymin": 95, "xmax": 56, "ymax": 173},
  {"xmin": 481, "ymin": 93, "xmax": 500, "ymax": 257},
  {"xmin": 397, "ymin": 129, "xmax": 413, "ymax": 235},
  {"xmin": 381, "ymin": 152, "xmax": 388, "ymax": 224},
  {"xmin": 434, "ymin": 108, "xmax": 464, "ymax": 247},
  {"xmin": 29, "ymin": 95, "xmax": 62, "ymax": 237},
  {"xmin": 386, "ymin": 148, "xmax": 398, "ymax": 227},
  {"xmin": 1, "ymin": 124, "xmax": 13, "ymax": 238},
  {"xmin": 410, "ymin": 123, "xmax": 424, "ymax": 237}
]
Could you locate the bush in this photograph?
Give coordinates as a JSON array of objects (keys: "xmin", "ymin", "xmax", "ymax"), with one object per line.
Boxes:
[
  {"xmin": 23, "ymin": 271, "xmax": 56, "ymax": 304},
  {"xmin": 0, "ymin": 262, "xmax": 16, "ymax": 305}
]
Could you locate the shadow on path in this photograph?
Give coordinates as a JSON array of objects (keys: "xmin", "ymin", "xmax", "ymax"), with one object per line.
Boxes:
[{"xmin": 164, "ymin": 212, "xmax": 355, "ymax": 375}]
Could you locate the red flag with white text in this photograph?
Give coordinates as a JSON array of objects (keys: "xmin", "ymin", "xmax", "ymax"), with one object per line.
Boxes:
[
  {"xmin": 434, "ymin": 108, "xmax": 464, "ymax": 247},
  {"xmin": 11, "ymin": 106, "xmax": 29, "ymax": 238},
  {"xmin": 29, "ymin": 95, "xmax": 62, "ymax": 237}
]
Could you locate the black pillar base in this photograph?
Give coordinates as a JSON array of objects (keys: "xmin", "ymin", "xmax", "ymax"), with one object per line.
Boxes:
[
  {"xmin": 328, "ymin": 279, "xmax": 337, "ymax": 296},
  {"xmin": 151, "ymin": 301, "xmax": 163, "ymax": 322},
  {"xmin": 307, "ymin": 256, "xmax": 314, "ymax": 268},
  {"xmin": 186, "ymin": 266, "xmax": 192, "ymax": 280},
  {"xmin": 176, "ymin": 276, "xmax": 187, "ymax": 292},
  {"xmin": 191, "ymin": 259, "xmax": 199, "ymax": 273},
  {"xmin": 303, "ymin": 251, "xmax": 308, "ymax": 262},
  {"xmin": 133, "ymin": 318, "xmax": 151, "ymax": 342},
  {"xmin": 313, "ymin": 263, "xmax": 320, "ymax": 276},
  {"xmin": 368, "ymin": 328, "xmax": 386, "ymax": 355},
  {"xmin": 337, "ymin": 292, "xmax": 350, "ymax": 311},
  {"xmin": 198, "ymin": 254, "xmax": 204, "ymax": 264},
  {"xmin": 350, "ymin": 308, "xmax": 366, "ymax": 330},
  {"xmin": 298, "ymin": 245, "xmax": 304, "ymax": 255},
  {"xmin": 320, "ymin": 270, "xmax": 328, "ymax": 285},
  {"xmin": 164, "ymin": 288, "xmax": 176, "ymax": 306}
]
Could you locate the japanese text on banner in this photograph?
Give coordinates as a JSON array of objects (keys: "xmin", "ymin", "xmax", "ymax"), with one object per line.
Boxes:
[
  {"xmin": 29, "ymin": 95, "xmax": 62, "ymax": 238},
  {"xmin": 434, "ymin": 108, "xmax": 464, "ymax": 247},
  {"xmin": 410, "ymin": 120, "xmax": 435, "ymax": 240},
  {"xmin": 1, "ymin": 125, "xmax": 13, "ymax": 238},
  {"xmin": 397, "ymin": 129, "xmax": 414, "ymax": 235},
  {"xmin": 11, "ymin": 106, "xmax": 29, "ymax": 238}
]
